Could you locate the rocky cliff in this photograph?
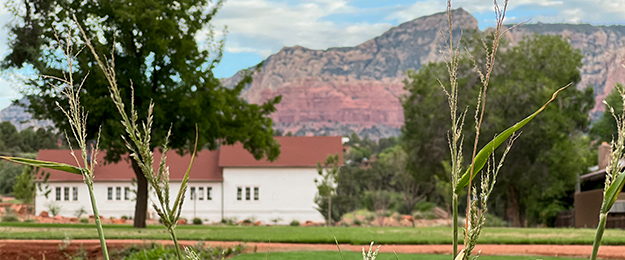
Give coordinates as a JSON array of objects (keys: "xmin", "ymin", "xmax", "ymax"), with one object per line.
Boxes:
[
  {"xmin": 4, "ymin": 9, "xmax": 625, "ymax": 139},
  {"xmin": 222, "ymin": 8, "xmax": 478, "ymax": 138},
  {"xmin": 223, "ymin": 9, "xmax": 625, "ymax": 139},
  {"xmin": 0, "ymin": 98, "xmax": 54, "ymax": 131}
]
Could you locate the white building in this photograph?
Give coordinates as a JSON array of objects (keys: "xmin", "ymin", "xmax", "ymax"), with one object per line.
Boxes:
[{"xmin": 34, "ymin": 136, "xmax": 343, "ymax": 224}]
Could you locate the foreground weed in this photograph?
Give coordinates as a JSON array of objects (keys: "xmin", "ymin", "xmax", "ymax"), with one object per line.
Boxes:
[
  {"xmin": 591, "ymin": 73, "xmax": 625, "ymax": 260},
  {"xmin": 74, "ymin": 16, "xmax": 198, "ymax": 260},
  {"xmin": 439, "ymin": 0, "xmax": 569, "ymax": 259},
  {"xmin": 0, "ymin": 27, "xmax": 109, "ymax": 259}
]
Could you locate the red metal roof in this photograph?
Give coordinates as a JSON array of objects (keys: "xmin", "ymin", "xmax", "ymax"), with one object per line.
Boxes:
[
  {"xmin": 35, "ymin": 136, "xmax": 344, "ymax": 182},
  {"xmin": 36, "ymin": 149, "xmax": 222, "ymax": 182},
  {"xmin": 218, "ymin": 136, "xmax": 344, "ymax": 167}
]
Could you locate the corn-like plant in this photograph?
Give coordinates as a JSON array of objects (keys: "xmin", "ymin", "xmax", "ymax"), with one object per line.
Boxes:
[
  {"xmin": 362, "ymin": 242, "xmax": 381, "ymax": 260},
  {"xmin": 439, "ymin": 1, "xmax": 570, "ymax": 259},
  {"xmin": 1, "ymin": 27, "xmax": 110, "ymax": 259},
  {"xmin": 73, "ymin": 16, "xmax": 198, "ymax": 260},
  {"xmin": 590, "ymin": 77, "xmax": 625, "ymax": 260}
]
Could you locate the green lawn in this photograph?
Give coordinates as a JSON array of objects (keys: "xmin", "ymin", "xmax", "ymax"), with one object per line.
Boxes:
[
  {"xmin": 1, "ymin": 223, "xmax": 624, "ymax": 245},
  {"xmin": 231, "ymin": 252, "xmax": 586, "ymax": 260}
]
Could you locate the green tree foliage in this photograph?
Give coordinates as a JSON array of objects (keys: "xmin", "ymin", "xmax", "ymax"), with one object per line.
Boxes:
[
  {"xmin": 402, "ymin": 34, "xmax": 594, "ymax": 226},
  {"xmin": 0, "ymin": 160, "xmax": 24, "ymax": 195},
  {"xmin": 590, "ymin": 83, "xmax": 624, "ymax": 143},
  {"xmin": 315, "ymin": 154, "xmax": 340, "ymax": 226},
  {"xmin": 13, "ymin": 166, "xmax": 35, "ymax": 204},
  {"xmin": 0, "ymin": 124, "xmax": 57, "ymax": 196},
  {"xmin": 0, "ymin": 122, "xmax": 59, "ymax": 154},
  {"xmin": 3, "ymin": 0, "xmax": 281, "ymax": 227}
]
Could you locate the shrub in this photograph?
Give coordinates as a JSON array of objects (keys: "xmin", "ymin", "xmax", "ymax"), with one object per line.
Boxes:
[
  {"xmin": 80, "ymin": 218, "xmax": 89, "ymax": 224},
  {"xmin": 2, "ymin": 214, "xmax": 20, "ymax": 222},
  {"xmin": 484, "ymin": 213, "xmax": 510, "ymax": 227},
  {"xmin": 414, "ymin": 201, "xmax": 436, "ymax": 212},
  {"xmin": 193, "ymin": 217, "xmax": 202, "ymax": 225},
  {"xmin": 289, "ymin": 220, "xmax": 300, "ymax": 226},
  {"xmin": 111, "ymin": 242, "xmax": 242, "ymax": 260},
  {"xmin": 23, "ymin": 218, "xmax": 34, "ymax": 223},
  {"xmin": 121, "ymin": 215, "xmax": 128, "ymax": 220},
  {"xmin": 353, "ymin": 219, "xmax": 362, "ymax": 226}
]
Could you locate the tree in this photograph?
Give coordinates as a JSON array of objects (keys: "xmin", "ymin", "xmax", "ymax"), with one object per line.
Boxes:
[
  {"xmin": 590, "ymin": 83, "xmax": 624, "ymax": 142},
  {"xmin": 402, "ymin": 34, "xmax": 594, "ymax": 226},
  {"xmin": 3, "ymin": 0, "xmax": 281, "ymax": 228},
  {"xmin": 379, "ymin": 145, "xmax": 426, "ymax": 214},
  {"xmin": 315, "ymin": 154, "xmax": 340, "ymax": 226},
  {"xmin": 13, "ymin": 166, "xmax": 35, "ymax": 206}
]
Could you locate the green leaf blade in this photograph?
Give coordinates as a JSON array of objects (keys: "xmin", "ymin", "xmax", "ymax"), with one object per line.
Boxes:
[
  {"xmin": 601, "ymin": 171, "xmax": 625, "ymax": 213},
  {"xmin": 0, "ymin": 156, "xmax": 84, "ymax": 175},
  {"xmin": 454, "ymin": 85, "xmax": 569, "ymax": 194}
]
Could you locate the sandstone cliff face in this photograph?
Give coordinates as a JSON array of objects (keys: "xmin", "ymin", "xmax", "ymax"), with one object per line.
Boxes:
[
  {"xmin": 0, "ymin": 98, "xmax": 54, "ymax": 131},
  {"xmin": 224, "ymin": 10, "xmax": 625, "ymax": 139},
  {"xmin": 222, "ymin": 8, "xmax": 478, "ymax": 138},
  {"xmin": 505, "ymin": 24, "xmax": 625, "ymax": 118}
]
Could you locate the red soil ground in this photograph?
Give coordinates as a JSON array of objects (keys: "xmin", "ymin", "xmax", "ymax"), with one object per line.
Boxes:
[{"xmin": 0, "ymin": 239, "xmax": 623, "ymax": 260}]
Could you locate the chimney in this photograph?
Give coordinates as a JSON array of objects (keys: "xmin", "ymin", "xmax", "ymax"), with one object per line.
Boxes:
[{"xmin": 598, "ymin": 142, "xmax": 611, "ymax": 170}]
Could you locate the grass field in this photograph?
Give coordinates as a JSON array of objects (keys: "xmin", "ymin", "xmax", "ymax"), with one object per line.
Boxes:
[
  {"xmin": 231, "ymin": 252, "xmax": 586, "ymax": 260},
  {"xmin": 1, "ymin": 223, "xmax": 624, "ymax": 245}
]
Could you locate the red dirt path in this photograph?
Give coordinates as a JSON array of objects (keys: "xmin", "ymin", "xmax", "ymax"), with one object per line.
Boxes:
[{"xmin": 1, "ymin": 239, "xmax": 623, "ymax": 259}]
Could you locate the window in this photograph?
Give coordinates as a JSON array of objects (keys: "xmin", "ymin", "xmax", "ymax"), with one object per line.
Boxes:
[
  {"xmin": 190, "ymin": 187, "xmax": 196, "ymax": 200},
  {"xmin": 55, "ymin": 187, "xmax": 61, "ymax": 201},
  {"xmin": 237, "ymin": 187, "xmax": 242, "ymax": 201},
  {"xmin": 198, "ymin": 187, "xmax": 204, "ymax": 200},
  {"xmin": 107, "ymin": 187, "xmax": 113, "ymax": 200},
  {"xmin": 254, "ymin": 187, "xmax": 259, "ymax": 201},
  {"xmin": 245, "ymin": 187, "xmax": 251, "ymax": 201},
  {"xmin": 64, "ymin": 187, "xmax": 70, "ymax": 201},
  {"xmin": 72, "ymin": 187, "xmax": 78, "ymax": 201},
  {"xmin": 207, "ymin": 187, "xmax": 212, "ymax": 201},
  {"xmin": 124, "ymin": 187, "xmax": 130, "ymax": 200},
  {"xmin": 116, "ymin": 187, "xmax": 121, "ymax": 200}
]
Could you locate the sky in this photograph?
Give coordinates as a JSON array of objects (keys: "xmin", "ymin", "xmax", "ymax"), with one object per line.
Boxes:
[{"xmin": 0, "ymin": 0, "xmax": 624, "ymax": 110}]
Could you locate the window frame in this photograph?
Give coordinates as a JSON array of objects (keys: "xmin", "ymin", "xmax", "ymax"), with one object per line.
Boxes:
[
  {"xmin": 254, "ymin": 187, "xmax": 259, "ymax": 201},
  {"xmin": 72, "ymin": 187, "xmax": 78, "ymax": 201},
  {"xmin": 64, "ymin": 187, "xmax": 70, "ymax": 201},
  {"xmin": 115, "ymin": 187, "xmax": 121, "ymax": 200},
  {"xmin": 236, "ymin": 187, "xmax": 242, "ymax": 201},
  {"xmin": 245, "ymin": 187, "xmax": 251, "ymax": 201},
  {"xmin": 207, "ymin": 187, "xmax": 212, "ymax": 201},
  {"xmin": 124, "ymin": 187, "xmax": 130, "ymax": 200},
  {"xmin": 107, "ymin": 187, "xmax": 113, "ymax": 201},
  {"xmin": 198, "ymin": 187, "xmax": 204, "ymax": 200},
  {"xmin": 55, "ymin": 187, "xmax": 61, "ymax": 201}
]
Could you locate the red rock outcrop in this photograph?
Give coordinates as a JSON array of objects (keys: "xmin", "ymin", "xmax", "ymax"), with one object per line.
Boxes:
[{"xmin": 222, "ymin": 9, "xmax": 625, "ymax": 139}]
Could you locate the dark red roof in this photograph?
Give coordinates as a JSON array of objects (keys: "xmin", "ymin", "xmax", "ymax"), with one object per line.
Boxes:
[
  {"xmin": 218, "ymin": 136, "xmax": 343, "ymax": 167},
  {"xmin": 35, "ymin": 136, "xmax": 344, "ymax": 181},
  {"xmin": 36, "ymin": 149, "xmax": 222, "ymax": 182}
]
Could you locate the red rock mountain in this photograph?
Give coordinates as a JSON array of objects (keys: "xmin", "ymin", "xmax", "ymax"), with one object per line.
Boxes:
[{"xmin": 222, "ymin": 8, "xmax": 625, "ymax": 139}]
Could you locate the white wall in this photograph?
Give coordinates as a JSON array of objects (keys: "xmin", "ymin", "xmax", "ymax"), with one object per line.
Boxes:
[
  {"xmin": 35, "ymin": 181, "xmax": 222, "ymax": 222},
  {"xmin": 222, "ymin": 167, "xmax": 324, "ymax": 224}
]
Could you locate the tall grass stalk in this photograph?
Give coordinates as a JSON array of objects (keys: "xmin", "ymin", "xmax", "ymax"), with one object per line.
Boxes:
[
  {"xmin": 74, "ymin": 16, "xmax": 198, "ymax": 260},
  {"xmin": 439, "ymin": 0, "xmax": 511, "ymax": 258},
  {"xmin": 1, "ymin": 27, "xmax": 110, "ymax": 259},
  {"xmin": 590, "ymin": 78, "xmax": 625, "ymax": 260},
  {"xmin": 439, "ymin": 1, "xmax": 571, "ymax": 259}
]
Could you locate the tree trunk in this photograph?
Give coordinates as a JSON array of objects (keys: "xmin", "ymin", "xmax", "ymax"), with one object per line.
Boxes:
[
  {"xmin": 132, "ymin": 159, "xmax": 148, "ymax": 228},
  {"xmin": 509, "ymin": 185, "xmax": 522, "ymax": 227},
  {"xmin": 328, "ymin": 195, "xmax": 332, "ymax": 226}
]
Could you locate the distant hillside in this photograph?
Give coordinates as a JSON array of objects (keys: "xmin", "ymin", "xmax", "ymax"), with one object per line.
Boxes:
[
  {"xmin": 223, "ymin": 9, "xmax": 625, "ymax": 139},
  {"xmin": 0, "ymin": 98, "xmax": 54, "ymax": 131},
  {"xmin": 4, "ymin": 9, "xmax": 625, "ymax": 139}
]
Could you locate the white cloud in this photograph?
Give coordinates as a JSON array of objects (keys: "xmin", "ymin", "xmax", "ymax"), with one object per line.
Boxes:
[{"xmin": 212, "ymin": 0, "xmax": 393, "ymax": 58}]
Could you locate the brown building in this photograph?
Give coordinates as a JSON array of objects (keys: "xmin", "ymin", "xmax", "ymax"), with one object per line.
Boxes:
[{"xmin": 575, "ymin": 142, "xmax": 625, "ymax": 228}]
